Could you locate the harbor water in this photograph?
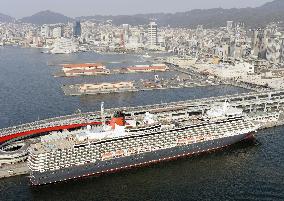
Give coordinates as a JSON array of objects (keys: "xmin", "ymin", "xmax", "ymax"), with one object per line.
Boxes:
[{"xmin": 0, "ymin": 47, "xmax": 283, "ymax": 201}]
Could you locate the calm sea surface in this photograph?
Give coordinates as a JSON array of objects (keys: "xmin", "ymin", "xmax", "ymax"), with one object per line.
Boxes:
[{"xmin": 0, "ymin": 47, "xmax": 283, "ymax": 201}]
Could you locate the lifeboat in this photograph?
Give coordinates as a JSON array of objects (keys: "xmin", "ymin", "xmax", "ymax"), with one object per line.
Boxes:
[
  {"xmin": 187, "ymin": 137, "xmax": 195, "ymax": 143},
  {"xmin": 177, "ymin": 138, "xmax": 188, "ymax": 145},
  {"xmin": 101, "ymin": 152, "xmax": 114, "ymax": 160},
  {"xmin": 115, "ymin": 150, "xmax": 125, "ymax": 157},
  {"xmin": 127, "ymin": 148, "xmax": 136, "ymax": 155},
  {"xmin": 195, "ymin": 136, "xmax": 205, "ymax": 142}
]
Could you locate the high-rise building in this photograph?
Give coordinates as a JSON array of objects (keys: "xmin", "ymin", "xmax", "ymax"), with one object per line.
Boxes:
[
  {"xmin": 40, "ymin": 25, "xmax": 50, "ymax": 38},
  {"xmin": 252, "ymin": 29, "xmax": 268, "ymax": 59},
  {"xmin": 52, "ymin": 27, "xmax": 62, "ymax": 38},
  {"xmin": 122, "ymin": 24, "xmax": 130, "ymax": 42},
  {"xmin": 227, "ymin": 21, "xmax": 233, "ymax": 32},
  {"xmin": 266, "ymin": 32, "xmax": 284, "ymax": 64},
  {"xmin": 148, "ymin": 22, "xmax": 158, "ymax": 46},
  {"xmin": 196, "ymin": 25, "xmax": 203, "ymax": 34},
  {"xmin": 73, "ymin": 21, "xmax": 82, "ymax": 38},
  {"xmin": 122, "ymin": 24, "xmax": 130, "ymax": 35}
]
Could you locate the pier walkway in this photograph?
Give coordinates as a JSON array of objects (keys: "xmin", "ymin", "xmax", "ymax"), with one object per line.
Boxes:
[{"xmin": 0, "ymin": 162, "xmax": 28, "ymax": 178}]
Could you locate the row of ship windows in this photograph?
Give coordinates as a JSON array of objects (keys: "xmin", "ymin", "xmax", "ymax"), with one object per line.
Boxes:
[
  {"xmin": 35, "ymin": 153, "xmax": 98, "ymax": 161},
  {"xmin": 32, "ymin": 139, "xmax": 227, "ymax": 171},
  {"xmin": 97, "ymin": 142, "xmax": 174, "ymax": 153},
  {"xmin": 96, "ymin": 125, "xmax": 238, "ymax": 148},
  {"xmin": 36, "ymin": 139, "xmax": 198, "ymax": 165},
  {"xmin": 44, "ymin": 155, "xmax": 97, "ymax": 162},
  {"xmin": 37, "ymin": 125, "xmax": 248, "ymax": 161},
  {"xmin": 42, "ymin": 160, "xmax": 92, "ymax": 168},
  {"xmin": 41, "ymin": 136, "xmax": 227, "ymax": 163},
  {"xmin": 36, "ymin": 140, "xmax": 223, "ymax": 173},
  {"xmin": 39, "ymin": 155, "xmax": 96, "ymax": 163},
  {"xmin": 34, "ymin": 140, "xmax": 191, "ymax": 165},
  {"xmin": 36, "ymin": 143, "xmax": 179, "ymax": 165},
  {"xmin": 191, "ymin": 123, "xmax": 248, "ymax": 132},
  {"xmin": 52, "ymin": 133, "xmax": 214, "ymax": 156},
  {"xmin": 192, "ymin": 126, "xmax": 247, "ymax": 136}
]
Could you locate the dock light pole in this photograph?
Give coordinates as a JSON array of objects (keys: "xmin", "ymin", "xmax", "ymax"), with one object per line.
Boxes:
[{"xmin": 101, "ymin": 102, "xmax": 105, "ymax": 126}]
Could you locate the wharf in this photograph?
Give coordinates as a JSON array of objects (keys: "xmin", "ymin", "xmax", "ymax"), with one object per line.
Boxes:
[
  {"xmin": 227, "ymin": 81, "xmax": 272, "ymax": 92},
  {"xmin": 62, "ymin": 74, "xmax": 211, "ymax": 96},
  {"xmin": 2, "ymin": 90, "xmax": 284, "ymax": 140},
  {"xmin": 53, "ymin": 70, "xmax": 113, "ymax": 78},
  {"xmin": 54, "ymin": 68, "xmax": 172, "ymax": 78},
  {"xmin": 169, "ymin": 64, "xmax": 271, "ymax": 92},
  {"xmin": 62, "ymin": 83, "xmax": 209, "ymax": 96},
  {"xmin": 0, "ymin": 162, "xmax": 28, "ymax": 178}
]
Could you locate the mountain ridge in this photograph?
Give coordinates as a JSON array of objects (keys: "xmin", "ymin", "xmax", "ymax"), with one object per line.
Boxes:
[
  {"xmin": 0, "ymin": 13, "xmax": 15, "ymax": 22},
  {"xmin": 3, "ymin": 0, "xmax": 284, "ymax": 27},
  {"xmin": 77, "ymin": 0, "xmax": 284, "ymax": 28},
  {"xmin": 19, "ymin": 10, "xmax": 73, "ymax": 25}
]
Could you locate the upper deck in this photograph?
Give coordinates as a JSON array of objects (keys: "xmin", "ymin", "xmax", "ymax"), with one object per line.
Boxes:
[{"xmin": 29, "ymin": 115, "xmax": 256, "ymax": 155}]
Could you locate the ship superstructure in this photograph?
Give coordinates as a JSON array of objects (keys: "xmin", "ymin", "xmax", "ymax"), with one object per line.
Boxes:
[{"xmin": 27, "ymin": 103, "xmax": 259, "ymax": 185}]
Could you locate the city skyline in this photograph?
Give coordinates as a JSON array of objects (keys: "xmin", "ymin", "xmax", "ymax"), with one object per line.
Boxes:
[
  {"xmin": 1, "ymin": 0, "xmax": 284, "ymax": 198},
  {"xmin": 1, "ymin": 0, "xmax": 272, "ymax": 19}
]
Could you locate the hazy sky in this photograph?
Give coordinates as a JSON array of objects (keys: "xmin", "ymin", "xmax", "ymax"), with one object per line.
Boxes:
[{"xmin": 1, "ymin": 0, "xmax": 272, "ymax": 18}]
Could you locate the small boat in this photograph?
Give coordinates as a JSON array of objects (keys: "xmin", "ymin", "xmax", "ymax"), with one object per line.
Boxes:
[
  {"xmin": 142, "ymin": 53, "xmax": 152, "ymax": 58},
  {"xmin": 41, "ymin": 50, "xmax": 50, "ymax": 54}
]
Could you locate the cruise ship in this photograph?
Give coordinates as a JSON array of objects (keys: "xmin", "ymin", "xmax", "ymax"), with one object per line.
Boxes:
[{"xmin": 27, "ymin": 103, "xmax": 259, "ymax": 186}]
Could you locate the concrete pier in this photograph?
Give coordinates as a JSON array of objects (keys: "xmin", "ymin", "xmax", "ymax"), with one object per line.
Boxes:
[
  {"xmin": 0, "ymin": 162, "xmax": 29, "ymax": 178},
  {"xmin": 2, "ymin": 90, "xmax": 284, "ymax": 140}
]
